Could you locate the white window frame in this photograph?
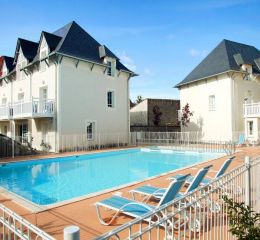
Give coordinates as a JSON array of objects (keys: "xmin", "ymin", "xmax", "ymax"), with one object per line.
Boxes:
[
  {"xmin": 107, "ymin": 90, "xmax": 115, "ymax": 109},
  {"xmin": 85, "ymin": 120, "xmax": 96, "ymax": 140},
  {"xmin": 105, "ymin": 58, "xmax": 116, "ymax": 77},
  {"xmin": 17, "ymin": 61, "xmax": 27, "ymax": 81},
  {"xmin": 208, "ymin": 95, "xmax": 216, "ymax": 111}
]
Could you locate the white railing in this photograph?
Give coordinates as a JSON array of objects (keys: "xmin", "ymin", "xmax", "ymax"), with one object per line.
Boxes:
[
  {"xmin": 0, "ymin": 204, "xmax": 55, "ymax": 240},
  {"xmin": 244, "ymin": 102, "xmax": 260, "ymax": 117},
  {"xmin": 59, "ymin": 133, "xmax": 129, "ymax": 152},
  {"xmin": 96, "ymin": 156, "xmax": 260, "ymax": 240},
  {"xmin": 131, "ymin": 132, "xmax": 236, "ymax": 154},
  {"xmin": 10, "ymin": 98, "xmax": 55, "ymax": 119},
  {"xmin": 0, "ymin": 105, "xmax": 9, "ymax": 120}
]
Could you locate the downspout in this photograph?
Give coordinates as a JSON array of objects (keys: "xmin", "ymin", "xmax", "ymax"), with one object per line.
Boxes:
[
  {"xmin": 127, "ymin": 74, "xmax": 130, "ymax": 144},
  {"xmin": 53, "ymin": 57, "xmax": 59, "ymax": 153},
  {"xmin": 230, "ymin": 73, "xmax": 236, "ymax": 141}
]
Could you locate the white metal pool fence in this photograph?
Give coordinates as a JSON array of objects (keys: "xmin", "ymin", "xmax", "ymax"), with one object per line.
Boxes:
[
  {"xmin": 0, "ymin": 204, "xmax": 55, "ymax": 240},
  {"xmin": 0, "ymin": 131, "xmax": 238, "ymax": 158},
  {"xmin": 95, "ymin": 156, "xmax": 260, "ymax": 240},
  {"xmin": 0, "ymin": 156, "xmax": 259, "ymax": 240},
  {"xmin": 131, "ymin": 132, "xmax": 237, "ymax": 154}
]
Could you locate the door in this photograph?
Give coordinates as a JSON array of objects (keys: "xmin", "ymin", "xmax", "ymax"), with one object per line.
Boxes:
[
  {"xmin": 18, "ymin": 123, "xmax": 28, "ymax": 144},
  {"xmin": 39, "ymin": 87, "xmax": 48, "ymax": 113}
]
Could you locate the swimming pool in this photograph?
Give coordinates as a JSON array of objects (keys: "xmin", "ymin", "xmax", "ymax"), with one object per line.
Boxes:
[{"xmin": 0, "ymin": 148, "xmax": 224, "ymax": 205}]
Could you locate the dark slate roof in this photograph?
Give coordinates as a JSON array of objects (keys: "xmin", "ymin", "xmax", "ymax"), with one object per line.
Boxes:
[
  {"xmin": 53, "ymin": 21, "xmax": 134, "ymax": 74},
  {"xmin": 18, "ymin": 38, "xmax": 38, "ymax": 61},
  {"xmin": 42, "ymin": 31, "xmax": 62, "ymax": 52},
  {"xmin": 3, "ymin": 56, "xmax": 15, "ymax": 72},
  {"xmin": 3, "ymin": 21, "xmax": 135, "ymax": 75},
  {"xmin": 176, "ymin": 39, "xmax": 260, "ymax": 87}
]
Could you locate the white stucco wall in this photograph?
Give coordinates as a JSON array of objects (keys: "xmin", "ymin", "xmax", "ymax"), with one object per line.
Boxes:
[
  {"xmin": 0, "ymin": 51, "xmax": 132, "ymax": 152},
  {"xmin": 57, "ymin": 57, "xmax": 130, "ymax": 148},
  {"xmin": 179, "ymin": 73, "xmax": 233, "ymax": 141}
]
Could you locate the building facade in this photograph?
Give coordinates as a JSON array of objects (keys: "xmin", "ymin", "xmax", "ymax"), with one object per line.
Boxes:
[
  {"xmin": 130, "ymin": 98, "xmax": 180, "ymax": 132},
  {"xmin": 176, "ymin": 39, "xmax": 260, "ymax": 142},
  {"xmin": 0, "ymin": 21, "xmax": 136, "ymax": 152}
]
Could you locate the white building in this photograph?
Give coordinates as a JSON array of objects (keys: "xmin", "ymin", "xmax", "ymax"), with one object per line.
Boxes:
[
  {"xmin": 0, "ymin": 21, "xmax": 136, "ymax": 152},
  {"xmin": 176, "ymin": 39, "xmax": 260, "ymax": 142}
]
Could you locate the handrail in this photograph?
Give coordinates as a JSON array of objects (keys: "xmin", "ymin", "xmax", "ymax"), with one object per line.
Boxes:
[{"xmin": 0, "ymin": 204, "xmax": 55, "ymax": 240}]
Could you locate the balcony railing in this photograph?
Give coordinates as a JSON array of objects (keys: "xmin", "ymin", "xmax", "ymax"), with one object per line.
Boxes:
[
  {"xmin": 244, "ymin": 102, "xmax": 260, "ymax": 117},
  {"xmin": 0, "ymin": 105, "xmax": 9, "ymax": 120},
  {"xmin": 0, "ymin": 98, "xmax": 55, "ymax": 120}
]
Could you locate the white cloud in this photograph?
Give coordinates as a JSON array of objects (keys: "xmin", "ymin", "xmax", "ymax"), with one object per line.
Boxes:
[
  {"xmin": 118, "ymin": 51, "xmax": 137, "ymax": 71},
  {"xmin": 189, "ymin": 48, "xmax": 209, "ymax": 57}
]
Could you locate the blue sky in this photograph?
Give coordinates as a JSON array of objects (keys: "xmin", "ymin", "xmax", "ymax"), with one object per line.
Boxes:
[{"xmin": 1, "ymin": 0, "xmax": 260, "ymax": 101}]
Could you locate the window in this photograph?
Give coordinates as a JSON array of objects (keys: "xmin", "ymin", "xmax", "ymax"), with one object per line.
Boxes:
[
  {"xmin": 107, "ymin": 61, "xmax": 112, "ymax": 76},
  {"xmin": 208, "ymin": 95, "xmax": 216, "ymax": 111},
  {"xmin": 2, "ymin": 98, "xmax": 7, "ymax": 106},
  {"xmin": 248, "ymin": 121, "xmax": 253, "ymax": 136},
  {"xmin": 106, "ymin": 60, "xmax": 115, "ymax": 76},
  {"xmin": 40, "ymin": 50, "xmax": 47, "ymax": 72},
  {"xmin": 18, "ymin": 93, "xmax": 24, "ymax": 102},
  {"xmin": 107, "ymin": 91, "xmax": 115, "ymax": 108},
  {"xmin": 17, "ymin": 61, "xmax": 26, "ymax": 81},
  {"xmin": 86, "ymin": 122, "xmax": 95, "ymax": 140}
]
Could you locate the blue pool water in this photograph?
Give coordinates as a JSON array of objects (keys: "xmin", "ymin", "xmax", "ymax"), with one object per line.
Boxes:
[{"xmin": 0, "ymin": 148, "xmax": 223, "ymax": 205}]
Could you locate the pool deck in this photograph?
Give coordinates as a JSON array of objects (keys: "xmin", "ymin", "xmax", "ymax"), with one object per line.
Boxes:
[{"xmin": 0, "ymin": 146, "xmax": 259, "ymax": 239}]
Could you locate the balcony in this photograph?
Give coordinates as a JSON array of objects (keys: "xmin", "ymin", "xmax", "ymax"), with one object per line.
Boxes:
[
  {"xmin": 244, "ymin": 102, "xmax": 260, "ymax": 117},
  {"xmin": 0, "ymin": 105, "xmax": 10, "ymax": 120},
  {"xmin": 0, "ymin": 98, "xmax": 55, "ymax": 120}
]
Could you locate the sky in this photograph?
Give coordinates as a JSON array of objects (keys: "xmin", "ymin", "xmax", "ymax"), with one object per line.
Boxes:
[{"xmin": 1, "ymin": 0, "xmax": 260, "ymax": 102}]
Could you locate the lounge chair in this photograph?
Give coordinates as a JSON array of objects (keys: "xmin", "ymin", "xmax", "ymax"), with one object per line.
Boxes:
[
  {"xmin": 130, "ymin": 165, "xmax": 212, "ymax": 201},
  {"xmin": 169, "ymin": 156, "xmax": 235, "ymax": 186},
  {"xmin": 95, "ymin": 174, "xmax": 190, "ymax": 226}
]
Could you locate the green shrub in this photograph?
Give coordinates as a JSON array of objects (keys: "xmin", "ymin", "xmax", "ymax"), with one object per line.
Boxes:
[{"xmin": 223, "ymin": 195, "xmax": 260, "ymax": 240}]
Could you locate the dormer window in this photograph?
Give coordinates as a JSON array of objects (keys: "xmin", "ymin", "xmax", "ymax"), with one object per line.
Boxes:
[
  {"xmin": 106, "ymin": 59, "xmax": 116, "ymax": 77},
  {"xmin": 40, "ymin": 50, "xmax": 47, "ymax": 72},
  {"xmin": 107, "ymin": 61, "xmax": 112, "ymax": 76},
  {"xmin": 17, "ymin": 61, "xmax": 26, "ymax": 81}
]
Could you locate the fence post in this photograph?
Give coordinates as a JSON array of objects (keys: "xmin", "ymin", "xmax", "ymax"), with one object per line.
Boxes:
[
  {"xmin": 64, "ymin": 226, "xmax": 80, "ymax": 240},
  {"xmin": 245, "ymin": 156, "xmax": 251, "ymax": 207}
]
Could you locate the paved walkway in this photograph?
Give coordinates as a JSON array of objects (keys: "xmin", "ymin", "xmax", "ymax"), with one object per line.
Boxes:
[{"xmin": 0, "ymin": 146, "xmax": 259, "ymax": 239}]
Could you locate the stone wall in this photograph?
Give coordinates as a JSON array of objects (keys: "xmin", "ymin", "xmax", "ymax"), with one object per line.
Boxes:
[{"xmin": 147, "ymin": 99, "xmax": 180, "ymax": 127}]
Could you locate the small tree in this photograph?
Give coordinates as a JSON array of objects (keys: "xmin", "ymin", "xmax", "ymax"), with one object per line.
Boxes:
[
  {"xmin": 181, "ymin": 103, "xmax": 193, "ymax": 127},
  {"xmin": 136, "ymin": 95, "xmax": 143, "ymax": 104},
  {"xmin": 223, "ymin": 195, "xmax": 260, "ymax": 239},
  {"xmin": 153, "ymin": 105, "xmax": 162, "ymax": 126}
]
